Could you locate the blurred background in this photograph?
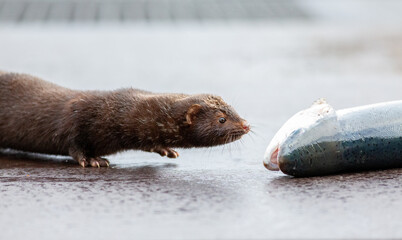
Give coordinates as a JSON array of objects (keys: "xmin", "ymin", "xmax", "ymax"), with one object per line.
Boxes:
[{"xmin": 0, "ymin": 1, "xmax": 402, "ymax": 239}]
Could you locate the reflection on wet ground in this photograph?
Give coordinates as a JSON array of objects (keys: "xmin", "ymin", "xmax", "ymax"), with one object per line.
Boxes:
[
  {"xmin": 0, "ymin": 150, "xmax": 178, "ymax": 182},
  {"xmin": 0, "ymin": 150, "xmax": 241, "ymax": 218},
  {"xmin": 267, "ymin": 168, "xmax": 402, "ymax": 202}
]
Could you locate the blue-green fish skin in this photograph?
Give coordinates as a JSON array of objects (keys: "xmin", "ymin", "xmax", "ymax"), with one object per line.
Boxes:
[
  {"xmin": 280, "ymin": 137, "xmax": 402, "ymax": 177},
  {"xmin": 264, "ymin": 100, "xmax": 402, "ymax": 177}
]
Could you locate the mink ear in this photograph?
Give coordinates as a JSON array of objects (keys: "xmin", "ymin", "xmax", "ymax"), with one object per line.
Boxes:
[{"xmin": 186, "ymin": 104, "xmax": 202, "ymax": 125}]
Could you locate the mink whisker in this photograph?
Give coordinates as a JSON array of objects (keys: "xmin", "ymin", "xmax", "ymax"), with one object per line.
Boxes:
[{"xmin": 249, "ymin": 130, "xmax": 265, "ymax": 140}]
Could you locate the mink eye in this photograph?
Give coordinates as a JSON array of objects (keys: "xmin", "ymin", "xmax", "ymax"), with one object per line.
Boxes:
[{"xmin": 219, "ymin": 117, "xmax": 226, "ymax": 124}]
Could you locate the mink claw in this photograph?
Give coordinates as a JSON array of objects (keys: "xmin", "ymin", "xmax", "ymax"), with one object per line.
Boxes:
[
  {"xmin": 161, "ymin": 150, "xmax": 168, "ymax": 157},
  {"xmin": 96, "ymin": 157, "xmax": 110, "ymax": 167},
  {"xmin": 89, "ymin": 158, "xmax": 101, "ymax": 168},
  {"xmin": 79, "ymin": 158, "xmax": 88, "ymax": 168},
  {"xmin": 167, "ymin": 150, "xmax": 179, "ymax": 158}
]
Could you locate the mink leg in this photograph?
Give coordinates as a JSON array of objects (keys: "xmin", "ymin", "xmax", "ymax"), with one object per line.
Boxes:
[
  {"xmin": 148, "ymin": 147, "xmax": 179, "ymax": 158},
  {"xmin": 69, "ymin": 147, "xmax": 89, "ymax": 167},
  {"xmin": 69, "ymin": 147, "xmax": 110, "ymax": 167}
]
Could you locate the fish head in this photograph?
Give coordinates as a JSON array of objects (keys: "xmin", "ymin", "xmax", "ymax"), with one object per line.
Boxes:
[{"xmin": 263, "ymin": 99, "xmax": 338, "ymax": 171}]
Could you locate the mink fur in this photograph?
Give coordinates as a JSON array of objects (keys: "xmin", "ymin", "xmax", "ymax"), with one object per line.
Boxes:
[{"xmin": 0, "ymin": 72, "xmax": 249, "ymax": 167}]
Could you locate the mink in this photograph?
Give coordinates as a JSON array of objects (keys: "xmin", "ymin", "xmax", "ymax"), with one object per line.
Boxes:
[{"xmin": 0, "ymin": 72, "xmax": 250, "ymax": 167}]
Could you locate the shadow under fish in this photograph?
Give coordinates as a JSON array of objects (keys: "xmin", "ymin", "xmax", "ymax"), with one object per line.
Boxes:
[{"xmin": 264, "ymin": 99, "xmax": 402, "ymax": 177}]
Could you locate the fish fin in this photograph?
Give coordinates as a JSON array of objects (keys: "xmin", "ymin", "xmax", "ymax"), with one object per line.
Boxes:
[
  {"xmin": 308, "ymin": 98, "xmax": 335, "ymax": 118},
  {"xmin": 313, "ymin": 98, "xmax": 327, "ymax": 105}
]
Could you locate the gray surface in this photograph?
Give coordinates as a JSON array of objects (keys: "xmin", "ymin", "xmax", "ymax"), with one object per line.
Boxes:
[{"xmin": 1, "ymin": 1, "xmax": 402, "ymax": 239}]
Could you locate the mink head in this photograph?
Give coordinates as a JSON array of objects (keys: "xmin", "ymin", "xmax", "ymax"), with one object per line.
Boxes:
[{"xmin": 176, "ymin": 95, "xmax": 250, "ymax": 147}]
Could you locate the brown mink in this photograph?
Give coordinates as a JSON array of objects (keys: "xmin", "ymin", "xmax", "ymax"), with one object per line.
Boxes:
[{"xmin": 0, "ymin": 72, "xmax": 250, "ymax": 167}]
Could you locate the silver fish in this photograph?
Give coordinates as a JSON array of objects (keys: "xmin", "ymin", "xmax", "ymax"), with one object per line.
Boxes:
[{"xmin": 264, "ymin": 99, "xmax": 402, "ymax": 177}]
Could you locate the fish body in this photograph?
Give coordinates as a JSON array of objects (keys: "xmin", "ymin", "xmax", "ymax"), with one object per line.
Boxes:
[{"xmin": 264, "ymin": 100, "xmax": 402, "ymax": 177}]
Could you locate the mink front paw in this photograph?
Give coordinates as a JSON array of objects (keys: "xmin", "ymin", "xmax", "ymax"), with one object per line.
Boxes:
[
  {"xmin": 77, "ymin": 157, "xmax": 110, "ymax": 168},
  {"xmin": 149, "ymin": 147, "xmax": 179, "ymax": 158}
]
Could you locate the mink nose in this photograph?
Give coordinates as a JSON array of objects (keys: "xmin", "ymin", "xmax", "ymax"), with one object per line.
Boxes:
[{"xmin": 241, "ymin": 121, "xmax": 250, "ymax": 133}]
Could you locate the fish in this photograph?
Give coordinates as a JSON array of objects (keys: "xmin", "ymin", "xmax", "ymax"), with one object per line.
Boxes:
[{"xmin": 263, "ymin": 99, "xmax": 402, "ymax": 177}]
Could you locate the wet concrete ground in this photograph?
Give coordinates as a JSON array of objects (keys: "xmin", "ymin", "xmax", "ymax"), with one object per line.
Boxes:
[
  {"xmin": 1, "ymin": 2, "xmax": 402, "ymax": 239},
  {"xmin": 2, "ymin": 150, "xmax": 402, "ymax": 239}
]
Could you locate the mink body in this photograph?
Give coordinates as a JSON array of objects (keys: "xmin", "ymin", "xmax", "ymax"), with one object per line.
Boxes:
[{"xmin": 0, "ymin": 72, "xmax": 249, "ymax": 167}]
